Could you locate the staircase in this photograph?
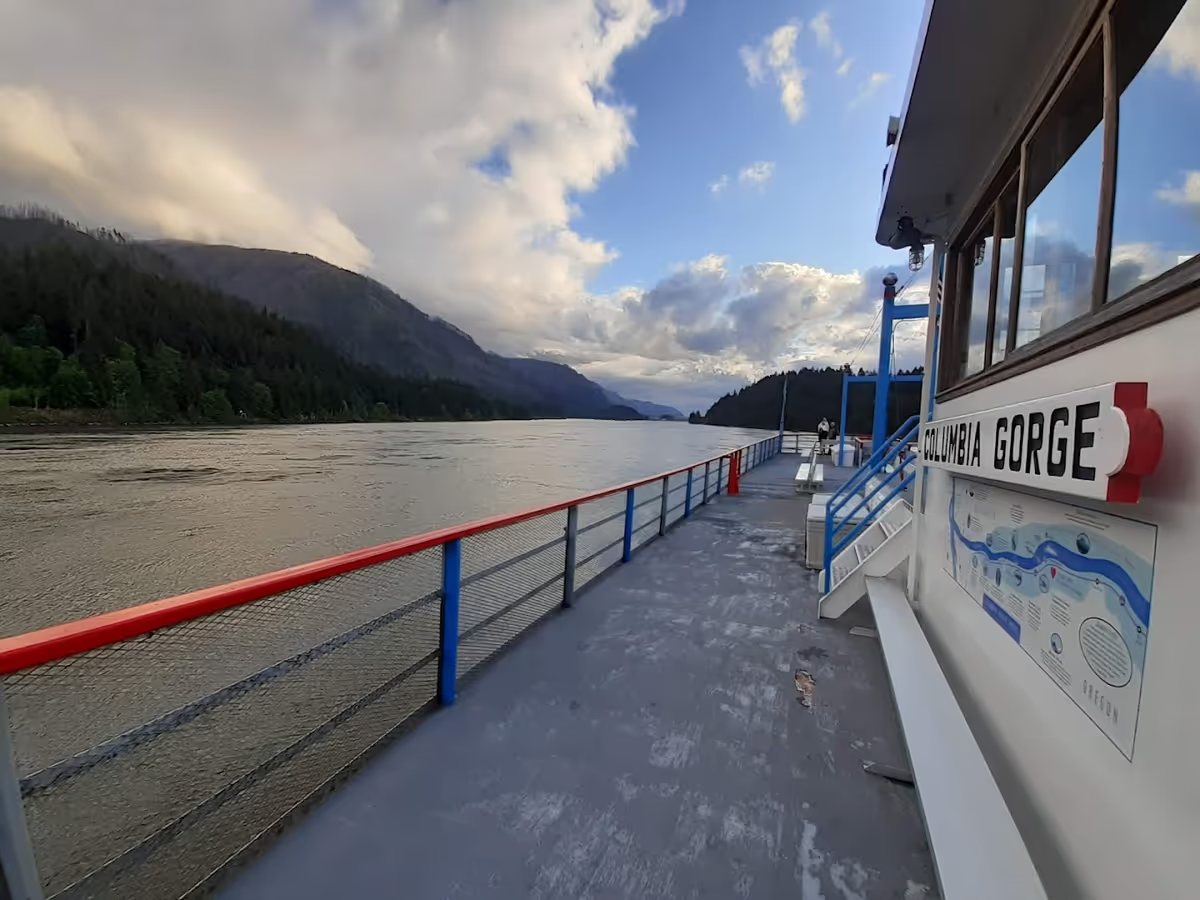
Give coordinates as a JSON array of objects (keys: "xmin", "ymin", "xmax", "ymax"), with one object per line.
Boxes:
[{"xmin": 818, "ymin": 418, "xmax": 919, "ymax": 618}]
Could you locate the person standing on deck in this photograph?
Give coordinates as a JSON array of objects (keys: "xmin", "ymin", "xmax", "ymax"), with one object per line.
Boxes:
[{"xmin": 817, "ymin": 417, "xmax": 830, "ymax": 455}]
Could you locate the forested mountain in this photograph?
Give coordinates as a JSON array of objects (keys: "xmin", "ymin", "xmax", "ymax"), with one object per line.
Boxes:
[
  {"xmin": 0, "ymin": 241, "xmax": 524, "ymax": 424},
  {"xmin": 698, "ymin": 366, "xmax": 923, "ymax": 434},
  {"xmin": 150, "ymin": 240, "xmax": 651, "ymax": 419}
]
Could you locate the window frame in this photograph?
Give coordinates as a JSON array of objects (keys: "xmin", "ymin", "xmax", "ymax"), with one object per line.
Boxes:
[{"xmin": 935, "ymin": 0, "xmax": 1199, "ymax": 400}]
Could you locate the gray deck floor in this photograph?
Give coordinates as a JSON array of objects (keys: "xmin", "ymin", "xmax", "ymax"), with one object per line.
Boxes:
[{"xmin": 219, "ymin": 454, "xmax": 936, "ymax": 899}]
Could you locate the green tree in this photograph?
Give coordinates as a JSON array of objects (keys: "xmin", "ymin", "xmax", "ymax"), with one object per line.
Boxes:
[
  {"xmin": 252, "ymin": 382, "xmax": 275, "ymax": 419},
  {"xmin": 199, "ymin": 387, "xmax": 235, "ymax": 423},
  {"xmin": 144, "ymin": 342, "xmax": 183, "ymax": 417},
  {"xmin": 48, "ymin": 356, "xmax": 93, "ymax": 408},
  {"xmin": 106, "ymin": 343, "xmax": 143, "ymax": 413},
  {"xmin": 15, "ymin": 315, "xmax": 47, "ymax": 348}
]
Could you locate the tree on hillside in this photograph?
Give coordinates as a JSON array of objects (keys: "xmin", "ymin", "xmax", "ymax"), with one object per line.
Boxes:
[{"xmin": 0, "ymin": 244, "xmax": 527, "ymax": 424}]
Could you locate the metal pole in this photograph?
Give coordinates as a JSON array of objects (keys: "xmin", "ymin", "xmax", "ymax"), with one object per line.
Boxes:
[
  {"xmin": 778, "ymin": 371, "xmax": 788, "ymax": 455},
  {"xmin": 0, "ymin": 690, "xmax": 42, "ymax": 900},
  {"xmin": 438, "ymin": 539, "xmax": 462, "ymax": 706},
  {"xmin": 873, "ymin": 274, "xmax": 898, "ymax": 452},
  {"xmin": 718, "ymin": 456, "xmax": 724, "ymax": 493},
  {"xmin": 562, "ymin": 506, "xmax": 578, "ymax": 608},
  {"xmin": 622, "ymin": 488, "xmax": 635, "ymax": 562},
  {"xmin": 684, "ymin": 469, "xmax": 694, "ymax": 518},
  {"xmin": 703, "ymin": 461, "xmax": 710, "ymax": 504},
  {"xmin": 840, "ymin": 373, "xmax": 850, "ymax": 465},
  {"xmin": 728, "ymin": 452, "xmax": 740, "ymax": 495},
  {"xmin": 658, "ymin": 476, "xmax": 669, "ymax": 536}
]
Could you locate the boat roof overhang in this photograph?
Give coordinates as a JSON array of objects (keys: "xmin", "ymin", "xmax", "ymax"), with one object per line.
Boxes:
[{"xmin": 876, "ymin": 0, "xmax": 1098, "ymax": 249}]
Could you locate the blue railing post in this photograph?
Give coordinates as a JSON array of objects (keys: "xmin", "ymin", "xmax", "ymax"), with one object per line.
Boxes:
[
  {"xmin": 438, "ymin": 539, "xmax": 462, "ymax": 706},
  {"xmin": 703, "ymin": 461, "xmax": 710, "ymax": 505},
  {"xmin": 685, "ymin": 469, "xmax": 694, "ymax": 518},
  {"xmin": 717, "ymin": 456, "xmax": 724, "ymax": 494},
  {"xmin": 562, "ymin": 506, "xmax": 578, "ymax": 608},
  {"xmin": 622, "ymin": 488, "xmax": 635, "ymax": 562},
  {"xmin": 658, "ymin": 476, "xmax": 669, "ymax": 536}
]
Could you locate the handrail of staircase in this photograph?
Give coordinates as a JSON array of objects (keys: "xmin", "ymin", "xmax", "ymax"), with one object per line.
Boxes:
[
  {"xmin": 827, "ymin": 415, "xmax": 918, "ymax": 517},
  {"xmin": 823, "ymin": 418, "xmax": 919, "ymax": 590}
]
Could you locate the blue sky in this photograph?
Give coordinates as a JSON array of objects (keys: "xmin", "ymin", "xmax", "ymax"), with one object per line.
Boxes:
[
  {"xmin": 578, "ymin": 0, "xmax": 924, "ymax": 294},
  {"xmin": 0, "ymin": 0, "xmax": 934, "ymax": 412}
]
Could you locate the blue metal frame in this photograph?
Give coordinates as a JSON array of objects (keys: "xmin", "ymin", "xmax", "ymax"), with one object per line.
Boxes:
[
  {"xmin": 871, "ymin": 281, "xmax": 929, "ymax": 450},
  {"xmin": 840, "ymin": 373, "xmax": 923, "ymax": 457},
  {"xmin": 823, "ymin": 417, "xmax": 919, "ymax": 590},
  {"xmin": 684, "ymin": 469, "xmax": 694, "ymax": 517},
  {"xmin": 438, "ymin": 538, "xmax": 462, "ymax": 705},
  {"xmin": 622, "ymin": 488, "xmax": 635, "ymax": 562}
]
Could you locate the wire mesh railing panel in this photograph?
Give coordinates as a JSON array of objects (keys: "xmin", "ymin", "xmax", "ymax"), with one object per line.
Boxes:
[
  {"xmin": 6, "ymin": 549, "xmax": 442, "ymax": 898},
  {"xmin": 457, "ymin": 515, "xmax": 566, "ymax": 678},
  {"xmin": 665, "ymin": 473, "xmax": 689, "ymax": 527},
  {"xmin": 4, "ymin": 549, "xmax": 442, "ymax": 776},
  {"xmin": 574, "ymin": 493, "xmax": 626, "ymax": 592},
  {"xmin": 631, "ymin": 481, "xmax": 663, "ymax": 550}
]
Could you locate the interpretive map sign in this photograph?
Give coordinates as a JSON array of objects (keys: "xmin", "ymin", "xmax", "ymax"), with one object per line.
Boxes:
[{"xmin": 945, "ymin": 478, "xmax": 1157, "ymax": 759}]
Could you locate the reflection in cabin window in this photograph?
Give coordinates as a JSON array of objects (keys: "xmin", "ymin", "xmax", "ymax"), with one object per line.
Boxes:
[
  {"xmin": 993, "ymin": 182, "xmax": 1018, "ymax": 362},
  {"xmin": 1018, "ymin": 39, "xmax": 1104, "ymax": 349},
  {"xmin": 1109, "ymin": 0, "xmax": 1200, "ymax": 300},
  {"xmin": 962, "ymin": 234, "xmax": 992, "ymax": 377}
]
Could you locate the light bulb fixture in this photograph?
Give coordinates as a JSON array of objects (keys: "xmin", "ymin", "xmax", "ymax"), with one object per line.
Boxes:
[{"xmin": 908, "ymin": 243, "xmax": 925, "ymax": 272}]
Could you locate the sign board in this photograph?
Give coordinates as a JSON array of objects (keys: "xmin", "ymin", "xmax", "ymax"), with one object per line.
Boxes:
[
  {"xmin": 921, "ymin": 383, "xmax": 1163, "ymax": 502},
  {"xmin": 946, "ymin": 478, "xmax": 1157, "ymax": 759}
]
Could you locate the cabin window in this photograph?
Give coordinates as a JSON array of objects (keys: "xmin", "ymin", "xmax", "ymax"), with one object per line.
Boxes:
[
  {"xmin": 992, "ymin": 181, "xmax": 1019, "ymax": 363},
  {"xmin": 960, "ymin": 228, "xmax": 993, "ymax": 378},
  {"xmin": 1017, "ymin": 39, "xmax": 1104, "ymax": 350},
  {"xmin": 937, "ymin": 0, "xmax": 1200, "ymax": 396},
  {"xmin": 1108, "ymin": 0, "xmax": 1200, "ymax": 300}
]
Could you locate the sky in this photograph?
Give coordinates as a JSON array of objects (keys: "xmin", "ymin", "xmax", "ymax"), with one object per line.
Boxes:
[{"xmin": 0, "ymin": 0, "xmax": 934, "ymax": 413}]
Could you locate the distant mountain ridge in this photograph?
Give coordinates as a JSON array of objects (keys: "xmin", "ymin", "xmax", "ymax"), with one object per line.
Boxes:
[
  {"xmin": 599, "ymin": 388, "xmax": 682, "ymax": 420},
  {"xmin": 150, "ymin": 240, "xmax": 662, "ymax": 419},
  {"xmin": 0, "ymin": 209, "xmax": 678, "ymax": 420}
]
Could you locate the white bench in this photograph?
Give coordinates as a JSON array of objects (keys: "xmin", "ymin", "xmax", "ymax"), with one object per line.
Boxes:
[
  {"xmin": 866, "ymin": 577, "xmax": 1047, "ymax": 899},
  {"xmin": 793, "ymin": 463, "xmax": 825, "ymax": 492}
]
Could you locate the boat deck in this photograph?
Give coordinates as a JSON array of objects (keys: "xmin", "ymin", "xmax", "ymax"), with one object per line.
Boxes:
[{"xmin": 217, "ymin": 454, "xmax": 936, "ymax": 899}]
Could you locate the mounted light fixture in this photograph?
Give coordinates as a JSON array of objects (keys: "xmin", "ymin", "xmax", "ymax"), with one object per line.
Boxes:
[
  {"xmin": 894, "ymin": 215, "xmax": 926, "ymax": 272},
  {"xmin": 908, "ymin": 243, "xmax": 925, "ymax": 272}
]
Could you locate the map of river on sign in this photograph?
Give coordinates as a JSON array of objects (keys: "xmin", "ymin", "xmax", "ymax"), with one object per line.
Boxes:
[{"xmin": 946, "ymin": 477, "xmax": 1157, "ymax": 759}]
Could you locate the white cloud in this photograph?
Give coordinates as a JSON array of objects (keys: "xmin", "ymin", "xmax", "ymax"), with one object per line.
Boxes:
[
  {"xmin": 557, "ymin": 255, "xmax": 927, "ymax": 408},
  {"xmin": 1154, "ymin": 0, "xmax": 1200, "ymax": 80},
  {"xmin": 0, "ymin": 86, "xmax": 370, "ymax": 270},
  {"xmin": 809, "ymin": 11, "xmax": 843, "ymax": 59},
  {"xmin": 836, "ymin": 58, "xmax": 855, "ymax": 78},
  {"xmin": 740, "ymin": 23, "xmax": 808, "ymax": 123},
  {"xmin": 709, "ymin": 174, "xmax": 729, "ymax": 194},
  {"xmin": 0, "ymin": 0, "xmax": 682, "ymax": 351},
  {"xmin": 1157, "ymin": 170, "xmax": 1200, "ymax": 210},
  {"xmin": 738, "ymin": 161, "xmax": 775, "ymax": 186},
  {"xmin": 850, "ymin": 72, "xmax": 892, "ymax": 108}
]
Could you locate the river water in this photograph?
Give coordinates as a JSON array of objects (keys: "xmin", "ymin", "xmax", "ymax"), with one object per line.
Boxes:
[{"xmin": 0, "ymin": 420, "xmax": 767, "ymax": 636}]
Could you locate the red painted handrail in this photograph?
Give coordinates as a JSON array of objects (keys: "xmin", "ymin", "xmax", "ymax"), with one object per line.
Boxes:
[{"xmin": 0, "ymin": 438, "xmax": 775, "ymax": 674}]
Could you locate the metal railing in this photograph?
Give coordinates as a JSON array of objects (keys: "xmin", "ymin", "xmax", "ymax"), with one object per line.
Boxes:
[
  {"xmin": 777, "ymin": 432, "xmax": 819, "ymax": 454},
  {"xmin": 0, "ymin": 435, "xmax": 781, "ymax": 900},
  {"xmin": 823, "ymin": 417, "xmax": 919, "ymax": 590}
]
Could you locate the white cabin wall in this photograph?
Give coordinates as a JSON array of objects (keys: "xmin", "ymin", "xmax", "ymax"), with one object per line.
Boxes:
[{"xmin": 913, "ymin": 305, "xmax": 1200, "ymax": 899}]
